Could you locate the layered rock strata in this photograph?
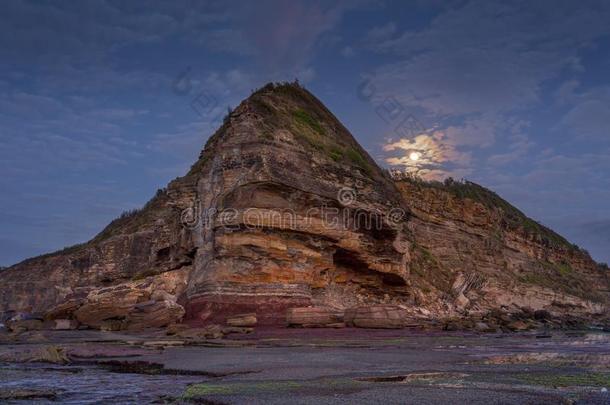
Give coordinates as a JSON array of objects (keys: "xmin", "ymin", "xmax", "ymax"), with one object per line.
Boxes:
[{"xmin": 0, "ymin": 82, "xmax": 607, "ymax": 330}]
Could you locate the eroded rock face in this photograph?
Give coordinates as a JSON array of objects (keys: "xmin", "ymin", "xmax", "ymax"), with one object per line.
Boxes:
[
  {"xmin": 126, "ymin": 300, "xmax": 185, "ymax": 331},
  {"xmin": 0, "ymin": 82, "xmax": 607, "ymax": 329},
  {"xmin": 181, "ymin": 84, "xmax": 411, "ymax": 325},
  {"xmin": 395, "ymin": 179, "xmax": 609, "ymax": 317},
  {"xmin": 42, "ymin": 268, "xmax": 190, "ymax": 330},
  {"xmin": 74, "ymin": 284, "xmax": 150, "ymax": 328}
]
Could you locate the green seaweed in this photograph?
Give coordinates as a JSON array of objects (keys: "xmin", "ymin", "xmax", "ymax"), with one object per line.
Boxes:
[
  {"xmin": 513, "ymin": 372, "xmax": 610, "ymax": 387},
  {"xmin": 182, "ymin": 378, "xmax": 363, "ymax": 399}
]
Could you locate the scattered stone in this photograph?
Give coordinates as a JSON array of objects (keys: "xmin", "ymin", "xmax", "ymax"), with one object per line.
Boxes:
[
  {"xmin": 226, "ymin": 313, "xmax": 257, "ymax": 327},
  {"xmin": 166, "ymin": 323, "xmax": 191, "ymax": 335},
  {"xmin": 506, "ymin": 320, "xmax": 532, "ymax": 332},
  {"xmin": 99, "ymin": 319, "xmax": 126, "ymax": 332},
  {"xmin": 176, "ymin": 324, "xmax": 224, "ymax": 340},
  {"xmin": 6, "ymin": 318, "xmax": 43, "ymax": 333},
  {"xmin": 54, "ymin": 319, "xmax": 79, "ymax": 330},
  {"xmin": 8, "ymin": 312, "xmax": 39, "ymax": 321},
  {"xmin": 474, "ymin": 322, "xmax": 496, "ymax": 333},
  {"xmin": 222, "ymin": 326, "xmax": 254, "ymax": 335},
  {"xmin": 286, "ymin": 307, "xmax": 343, "ymax": 327}
]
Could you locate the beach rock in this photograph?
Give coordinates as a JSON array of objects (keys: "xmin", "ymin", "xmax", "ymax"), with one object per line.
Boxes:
[
  {"xmin": 44, "ymin": 299, "xmax": 84, "ymax": 320},
  {"xmin": 165, "ymin": 323, "xmax": 191, "ymax": 336},
  {"xmin": 0, "ymin": 345, "xmax": 69, "ymax": 364},
  {"xmin": 53, "ymin": 319, "xmax": 79, "ymax": 330},
  {"xmin": 6, "ymin": 319, "xmax": 43, "ymax": 333},
  {"xmin": 286, "ymin": 307, "xmax": 343, "ymax": 327},
  {"xmin": 226, "ymin": 313, "xmax": 257, "ymax": 327},
  {"xmin": 74, "ymin": 284, "xmax": 149, "ymax": 328},
  {"xmin": 474, "ymin": 322, "xmax": 497, "ymax": 333},
  {"xmin": 127, "ymin": 300, "xmax": 185, "ymax": 330},
  {"xmin": 345, "ymin": 305, "xmax": 407, "ymax": 329},
  {"xmin": 0, "ymin": 389, "xmax": 58, "ymax": 401},
  {"xmin": 166, "ymin": 323, "xmax": 191, "ymax": 335},
  {"xmin": 222, "ymin": 326, "xmax": 254, "ymax": 335},
  {"xmin": 98, "ymin": 319, "xmax": 126, "ymax": 331},
  {"xmin": 176, "ymin": 324, "xmax": 224, "ymax": 340},
  {"xmin": 506, "ymin": 320, "xmax": 532, "ymax": 331}
]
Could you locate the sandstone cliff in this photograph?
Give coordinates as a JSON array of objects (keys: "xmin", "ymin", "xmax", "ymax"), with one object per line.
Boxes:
[{"xmin": 0, "ymin": 82, "xmax": 607, "ymax": 329}]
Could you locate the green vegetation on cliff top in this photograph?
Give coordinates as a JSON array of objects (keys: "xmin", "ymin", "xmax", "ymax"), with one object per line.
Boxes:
[
  {"xmin": 394, "ymin": 173, "xmax": 578, "ymax": 252},
  {"xmin": 251, "ymin": 82, "xmax": 376, "ymax": 175}
]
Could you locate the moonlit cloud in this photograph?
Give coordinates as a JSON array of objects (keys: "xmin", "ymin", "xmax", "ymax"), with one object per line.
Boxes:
[{"xmin": 383, "ymin": 131, "xmax": 472, "ymax": 179}]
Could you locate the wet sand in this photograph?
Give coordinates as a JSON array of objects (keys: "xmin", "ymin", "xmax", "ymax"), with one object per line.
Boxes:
[{"xmin": 1, "ymin": 328, "xmax": 609, "ymax": 404}]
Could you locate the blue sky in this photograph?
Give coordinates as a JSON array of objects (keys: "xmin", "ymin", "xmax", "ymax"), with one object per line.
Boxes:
[{"xmin": 1, "ymin": 0, "xmax": 609, "ymax": 265}]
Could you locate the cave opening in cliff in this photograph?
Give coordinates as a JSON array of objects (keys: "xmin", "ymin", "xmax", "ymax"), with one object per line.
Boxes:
[{"xmin": 332, "ymin": 247, "xmax": 407, "ymax": 286}]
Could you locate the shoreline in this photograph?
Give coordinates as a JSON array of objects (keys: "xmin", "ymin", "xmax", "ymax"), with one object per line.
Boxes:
[{"xmin": 1, "ymin": 328, "xmax": 609, "ymax": 403}]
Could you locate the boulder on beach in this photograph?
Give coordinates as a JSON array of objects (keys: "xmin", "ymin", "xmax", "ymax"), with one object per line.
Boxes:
[
  {"xmin": 286, "ymin": 307, "xmax": 344, "ymax": 328},
  {"xmin": 127, "ymin": 300, "xmax": 185, "ymax": 330},
  {"xmin": 345, "ymin": 305, "xmax": 408, "ymax": 329},
  {"xmin": 226, "ymin": 313, "xmax": 257, "ymax": 327}
]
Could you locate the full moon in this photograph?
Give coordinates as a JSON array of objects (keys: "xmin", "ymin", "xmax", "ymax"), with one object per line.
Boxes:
[{"xmin": 409, "ymin": 152, "xmax": 421, "ymax": 161}]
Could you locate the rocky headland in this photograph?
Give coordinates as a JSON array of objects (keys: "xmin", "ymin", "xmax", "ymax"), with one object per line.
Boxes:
[{"xmin": 0, "ymin": 82, "xmax": 608, "ymax": 336}]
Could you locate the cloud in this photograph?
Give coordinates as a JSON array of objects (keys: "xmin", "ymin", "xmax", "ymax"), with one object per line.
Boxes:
[
  {"xmin": 383, "ymin": 130, "xmax": 472, "ymax": 180},
  {"xmin": 368, "ymin": 0, "xmax": 610, "ymax": 180},
  {"xmin": 363, "ymin": 22, "xmax": 397, "ymax": 46},
  {"xmin": 0, "ymin": 1, "xmax": 231, "ymax": 65},
  {"xmin": 548, "ymin": 218, "xmax": 610, "ymax": 264},
  {"xmin": 578, "ymin": 220, "xmax": 610, "ymax": 244},
  {"xmin": 149, "ymin": 121, "xmax": 208, "ymax": 161},
  {"xmin": 0, "ymin": 89, "xmax": 150, "ymax": 180},
  {"xmin": 231, "ymin": 0, "xmax": 365, "ymax": 79},
  {"xmin": 196, "ymin": 28, "xmax": 255, "ymax": 56},
  {"xmin": 487, "ymin": 119, "xmax": 533, "ymax": 166},
  {"xmin": 340, "ymin": 46, "xmax": 355, "ymax": 57},
  {"xmin": 0, "ymin": 237, "xmax": 44, "ymax": 267},
  {"xmin": 558, "ymin": 86, "xmax": 610, "ymax": 140}
]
